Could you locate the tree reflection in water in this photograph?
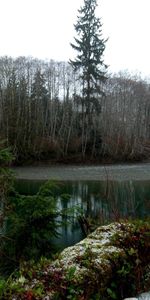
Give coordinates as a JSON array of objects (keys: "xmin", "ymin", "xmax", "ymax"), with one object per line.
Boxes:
[{"xmin": 15, "ymin": 179, "xmax": 150, "ymax": 247}]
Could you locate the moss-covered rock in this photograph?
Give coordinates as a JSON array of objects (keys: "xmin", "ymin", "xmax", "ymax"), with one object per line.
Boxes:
[{"xmin": 2, "ymin": 220, "xmax": 150, "ymax": 299}]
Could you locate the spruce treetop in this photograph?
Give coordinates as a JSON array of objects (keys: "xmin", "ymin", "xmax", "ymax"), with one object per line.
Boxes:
[{"xmin": 70, "ymin": 0, "xmax": 107, "ymax": 107}]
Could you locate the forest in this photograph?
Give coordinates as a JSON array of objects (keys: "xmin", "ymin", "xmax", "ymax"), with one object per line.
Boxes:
[
  {"xmin": 0, "ymin": 0, "xmax": 150, "ymax": 298},
  {"xmin": 0, "ymin": 55, "xmax": 150, "ymax": 164}
]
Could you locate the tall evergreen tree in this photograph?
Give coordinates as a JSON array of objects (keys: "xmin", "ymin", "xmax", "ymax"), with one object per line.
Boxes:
[
  {"xmin": 31, "ymin": 69, "xmax": 48, "ymax": 102},
  {"xmin": 70, "ymin": 0, "xmax": 107, "ymax": 114},
  {"xmin": 31, "ymin": 69, "xmax": 49, "ymax": 140}
]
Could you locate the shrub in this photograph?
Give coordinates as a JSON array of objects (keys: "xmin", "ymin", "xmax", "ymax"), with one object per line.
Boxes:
[{"xmin": 0, "ymin": 181, "xmax": 73, "ymax": 275}]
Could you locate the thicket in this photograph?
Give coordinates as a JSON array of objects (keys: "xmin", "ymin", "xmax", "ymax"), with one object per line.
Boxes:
[
  {"xmin": 0, "ymin": 142, "xmax": 14, "ymax": 243},
  {"xmin": 0, "ymin": 56, "xmax": 149, "ymax": 164},
  {"xmin": 0, "ymin": 146, "xmax": 79, "ymax": 277},
  {"xmin": 0, "ymin": 220, "xmax": 149, "ymax": 300}
]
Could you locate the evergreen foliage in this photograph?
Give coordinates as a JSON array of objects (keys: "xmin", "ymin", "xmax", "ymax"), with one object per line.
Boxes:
[
  {"xmin": 0, "ymin": 56, "xmax": 149, "ymax": 163},
  {"xmin": 0, "ymin": 143, "xmax": 14, "ymax": 236},
  {"xmin": 70, "ymin": 0, "xmax": 107, "ymax": 113},
  {"xmin": 0, "ymin": 181, "xmax": 74, "ymax": 275},
  {"xmin": 1, "ymin": 220, "xmax": 150, "ymax": 299},
  {"xmin": 0, "ymin": 145, "xmax": 80, "ymax": 276},
  {"xmin": 31, "ymin": 69, "xmax": 48, "ymax": 102}
]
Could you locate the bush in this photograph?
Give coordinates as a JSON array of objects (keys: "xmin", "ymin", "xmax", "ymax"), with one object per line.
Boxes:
[{"xmin": 0, "ymin": 181, "xmax": 72, "ymax": 275}]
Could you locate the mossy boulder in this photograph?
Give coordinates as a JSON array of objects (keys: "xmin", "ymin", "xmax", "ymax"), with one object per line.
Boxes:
[{"xmin": 2, "ymin": 220, "xmax": 150, "ymax": 299}]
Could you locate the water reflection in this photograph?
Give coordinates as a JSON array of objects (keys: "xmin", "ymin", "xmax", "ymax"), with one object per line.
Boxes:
[
  {"xmin": 15, "ymin": 180, "xmax": 150, "ymax": 247},
  {"xmin": 58, "ymin": 180, "xmax": 150, "ymax": 220}
]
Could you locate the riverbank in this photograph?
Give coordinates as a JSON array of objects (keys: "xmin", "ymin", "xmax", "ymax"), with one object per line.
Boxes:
[
  {"xmin": 12, "ymin": 163, "xmax": 150, "ymax": 181},
  {"xmin": 1, "ymin": 220, "xmax": 150, "ymax": 300}
]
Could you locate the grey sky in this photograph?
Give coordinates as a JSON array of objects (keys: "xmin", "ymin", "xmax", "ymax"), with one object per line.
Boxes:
[{"xmin": 0, "ymin": 0, "xmax": 150, "ymax": 77}]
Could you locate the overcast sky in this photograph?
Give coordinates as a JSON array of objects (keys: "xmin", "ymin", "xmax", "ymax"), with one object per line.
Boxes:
[{"xmin": 0, "ymin": 0, "xmax": 150, "ymax": 77}]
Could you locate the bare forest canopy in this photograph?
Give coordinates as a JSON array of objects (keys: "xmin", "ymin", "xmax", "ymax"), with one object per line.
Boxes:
[{"xmin": 0, "ymin": 56, "xmax": 150, "ymax": 163}]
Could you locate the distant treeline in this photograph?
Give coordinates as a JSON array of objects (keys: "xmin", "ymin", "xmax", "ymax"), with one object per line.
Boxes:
[{"xmin": 0, "ymin": 56, "xmax": 149, "ymax": 163}]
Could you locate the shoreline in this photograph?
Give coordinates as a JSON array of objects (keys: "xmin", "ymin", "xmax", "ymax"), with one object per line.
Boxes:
[{"xmin": 12, "ymin": 163, "xmax": 150, "ymax": 181}]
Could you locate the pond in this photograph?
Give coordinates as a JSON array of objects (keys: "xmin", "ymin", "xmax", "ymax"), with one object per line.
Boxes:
[{"xmin": 14, "ymin": 179, "xmax": 150, "ymax": 248}]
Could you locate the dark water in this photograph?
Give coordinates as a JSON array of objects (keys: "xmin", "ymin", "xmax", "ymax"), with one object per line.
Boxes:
[{"xmin": 14, "ymin": 179, "xmax": 150, "ymax": 247}]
